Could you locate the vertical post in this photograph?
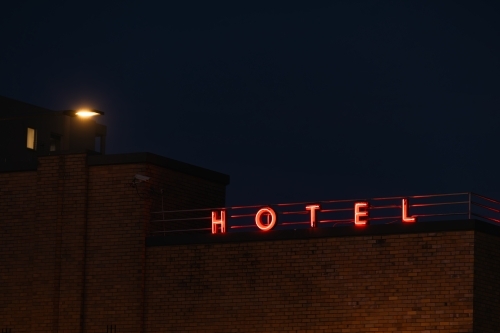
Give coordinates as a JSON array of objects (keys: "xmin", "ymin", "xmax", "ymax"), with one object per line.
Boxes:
[
  {"xmin": 160, "ymin": 189, "xmax": 165, "ymax": 235},
  {"xmin": 468, "ymin": 192, "xmax": 471, "ymax": 219},
  {"xmin": 161, "ymin": 190, "xmax": 165, "ymax": 221}
]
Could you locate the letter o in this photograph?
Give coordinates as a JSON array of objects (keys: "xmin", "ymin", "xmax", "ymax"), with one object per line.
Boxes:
[{"xmin": 255, "ymin": 207, "xmax": 277, "ymax": 231}]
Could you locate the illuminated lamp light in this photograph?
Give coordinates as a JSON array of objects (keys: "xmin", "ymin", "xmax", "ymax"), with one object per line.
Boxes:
[
  {"xmin": 255, "ymin": 207, "xmax": 277, "ymax": 231},
  {"xmin": 63, "ymin": 109, "xmax": 104, "ymax": 118},
  {"xmin": 211, "ymin": 210, "xmax": 226, "ymax": 234},
  {"xmin": 402, "ymin": 198, "xmax": 416, "ymax": 222},
  {"xmin": 354, "ymin": 202, "xmax": 369, "ymax": 226},
  {"xmin": 305, "ymin": 204, "xmax": 320, "ymax": 227}
]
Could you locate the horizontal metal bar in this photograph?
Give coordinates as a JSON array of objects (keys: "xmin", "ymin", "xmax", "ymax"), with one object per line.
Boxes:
[
  {"xmin": 319, "ymin": 218, "xmax": 354, "ymax": 223},
  {"xmin": 150, "ymin": 216, "xmax": 210, "ymax": 223},
  {"xmin": 471, "ymin": 201, "xmax": 500, "ymax": 213},
  {"xmin": 411, "ymin": 201, "xmax": 468, "ymax": 208},
  {"xmin": 151, "ymin": 192, "xmax": 472, "ymax": 215},
  {"xmin": 230, "ymin": 204, "xmax": 272, "ymax": 210},
  {"xmin": 412, "ymin": 212, "xmax": 467, "ymax": 218},
  {"xmin": 230, "ymin": 214, "xmax": 255, "ymax": 218},
  {"xmin": 370, "ymin": 205, "xmax": 400, "ymax": 209},
  {"xmin": 281, "ymin": 221, "xmax": 309, "ymax": 226},
  {"xmin": 282, "ymin": 211, "xmax": 308, "ymax": 215},
  {"xmin": 410, "ymin": 192, "xmax": 469, "ymax": 199},
  {"xmin": 149, "ymin": 227, "xmax": 211, "ymax": 233},
  {"xmin": 320, "ymin": 207, "xmax": 354, "ymax": 213},
  {"xmin": 151, "ymin": 207, "xmax": 218, "ymax": 214},
  {"xmin": 233, "ymin": 193, "xmax": 462, "ymax": 210},
  {"xmin": 368, "ymin": 215, "xmax": 401, "ymax": 221},
  {"xmin": 276, "ymin": 201, "xmax": 319, "ymax": 207},
  {"xmin": 331, "ymin": 221, "xmax": 354, "ymax": 226},
  {"xmin": 472, "ymin": 193, "xmax": 500, "ymax": 205},
  {"xmin": 471, "ymin": 212, "xmax": 500, "ymax": 223}
]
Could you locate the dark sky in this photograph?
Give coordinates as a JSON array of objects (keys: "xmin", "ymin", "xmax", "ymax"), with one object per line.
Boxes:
[{"xmin": 1, "ymin": 1, "xmax": 499, "ymax": 206}]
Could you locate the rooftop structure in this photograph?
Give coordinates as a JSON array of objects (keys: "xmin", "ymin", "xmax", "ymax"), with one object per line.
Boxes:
[
  {"xmin": 0, "ymin": 95, "xmax": 106, "ymax": 171},
  {"xmin": 0, "ymin": 97, "xmax": 499, "ymax": 332}
]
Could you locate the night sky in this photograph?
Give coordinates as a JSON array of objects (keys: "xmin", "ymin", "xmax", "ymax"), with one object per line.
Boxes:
[{"xmin": 1, "ymin": 1, "xmax": 499, "ymax": 206}]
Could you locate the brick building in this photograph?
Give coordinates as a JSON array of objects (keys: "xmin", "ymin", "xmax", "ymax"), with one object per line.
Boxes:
[
  {"xmin": 1, "ymin": 151, "xmax": 499, "ymax": 332},
  {"xmin": 0, "ymin": 152, "xmax": 228, "ymax": 333},
  {"xmin": 1, "ymin": 97, "xmax": 499, "ymax": 333}
]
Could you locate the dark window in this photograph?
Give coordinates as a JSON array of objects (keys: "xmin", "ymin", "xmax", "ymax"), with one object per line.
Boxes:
[
  {"xmin": 50, "ymin": 134, "xmax": 61, "ymax": 152},
  {"xmin": 106, "ymin": 325, "xmax": 116, "ymax": 333}
]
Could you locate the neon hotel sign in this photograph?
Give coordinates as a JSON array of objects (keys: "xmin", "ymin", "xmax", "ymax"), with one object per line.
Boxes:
[{"xmin": 210, "ymin": 198, "xmax": 416, "ymax": 234}]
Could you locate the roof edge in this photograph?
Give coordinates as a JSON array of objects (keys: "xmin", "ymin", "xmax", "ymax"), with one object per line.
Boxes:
[
  {"xmin": 87, "ymin": 152, "xmax": 230, "ymax": 185},
  {"xmin": 146, "ymin": 219, "xmax": 500, "ymax": 247}
]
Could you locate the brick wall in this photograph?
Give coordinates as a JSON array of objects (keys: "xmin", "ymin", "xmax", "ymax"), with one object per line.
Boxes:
[
  {"xmin": 0, "ymin": 152, "xmax": 228, "ymax": 333},
  {"xmin": 0, "ymin": 154, "xmax": 90, "ymax": 333},
  {"xmin": 474, "ymin": 231, "xmax": 500, "ymax": 332},
  {"xmin": 84, "ymin": 163, "xmax": 148, "ymax": 333},
  {"xmin": 146, "ymin": 231, "xmax": 475, "ymax": 332},
  {"xmin": 3, "ymin": 152, "xmax": 499, "ymax": 333},
  {"xmin": 0, "ymin": 170, "xmax": 36, "ymax": 333},
  {"xmin": 32, "ymin": 154, "xmax": 89, "ymax": 333},
  {"xmin": 84, "ymin": 161, "xmax": 227, "ymax": 333}
]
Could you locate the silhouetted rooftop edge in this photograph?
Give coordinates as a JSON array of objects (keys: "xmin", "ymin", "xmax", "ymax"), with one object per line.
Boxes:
[
  {"xmin": 0, "ymin": 151, "xmax": 229, "ymax": 185},
  {"xmin": 0, "ymin": 95, "xmax": 55, "ymax": 117},
  {"xmin": 87, "ymin": 152, "xmax": 230, "ymax": 185}
]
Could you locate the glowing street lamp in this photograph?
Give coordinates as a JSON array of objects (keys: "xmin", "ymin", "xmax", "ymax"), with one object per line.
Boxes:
[
  {"xmin": 0, "ymin": 96, "xmax": 107, "ymax": 163},
  {"xmin": 0, "ymin": 109, "xmax": 104, "ymax": 121},
  {"xmin": 75, "ymin": 109, "xmax": 103, "ymax": 117},
  {"xmin": 63, "ymin": 109, "xmax": 105, "ymax": 118}
]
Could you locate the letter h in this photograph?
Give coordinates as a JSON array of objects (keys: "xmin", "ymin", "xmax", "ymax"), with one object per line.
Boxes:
[{"xmin": 212, "ymin": 210, "xmax": 226, "ymax": 234}]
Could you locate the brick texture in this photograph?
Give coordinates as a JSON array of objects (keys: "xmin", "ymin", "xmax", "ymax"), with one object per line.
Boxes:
[
  {"xmin": 32, "ymin": 154, "xmax": 89, "ymax": 332},
  {"xmin": 0, "ymin": 170, "xmax": 36, "ymax": 333},
  {"xmin": 0, "ymin": 153, "xmax": 227, "ymax": 333},
  {"xmin": 474, "ymin": 231, "xmax": 500, "ymax": 332},
  {"xmin": 146, "ymin": 231, "xmax": 475, "ymax": 333},
  {"xmin": 2, "ymin": 152, "xmax": 500, "ymax": 333}
]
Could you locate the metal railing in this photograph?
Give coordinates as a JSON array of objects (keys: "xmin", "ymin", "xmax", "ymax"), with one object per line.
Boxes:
[{"xmin": 149, "ymin": 192, "xmax": 500, "ymax": 236}]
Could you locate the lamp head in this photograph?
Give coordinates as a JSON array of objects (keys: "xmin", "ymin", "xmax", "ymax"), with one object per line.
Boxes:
[{"xmin": 63, "ymin": 109, "xmax": 104, "ymax": 117}]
